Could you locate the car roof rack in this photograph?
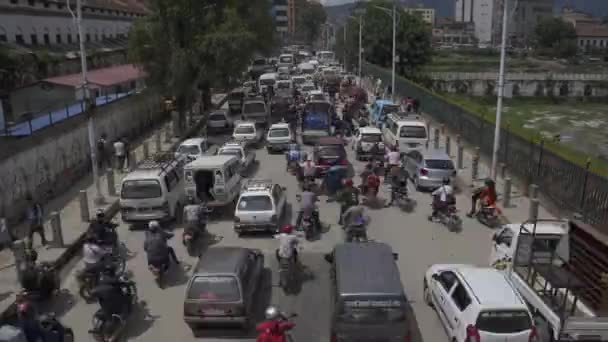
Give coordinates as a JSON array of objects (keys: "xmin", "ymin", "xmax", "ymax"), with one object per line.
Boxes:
[
  {"xmin": 136, "ymin": 152, "xmax": 184, "ymax": 175},
  {"xmin": 243, "ymin": 179, "xmax": 273, "ymax": 192}
]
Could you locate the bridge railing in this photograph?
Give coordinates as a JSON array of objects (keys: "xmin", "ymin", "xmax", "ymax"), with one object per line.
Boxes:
[{"xmin": 363, "ymin": 63, "xmax": 608, "ymax": 232}]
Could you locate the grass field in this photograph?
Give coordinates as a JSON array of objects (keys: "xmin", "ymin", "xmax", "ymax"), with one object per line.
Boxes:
[{"xmin": 439, "ymin": 94, "xmax": 608, "ymax": 175}]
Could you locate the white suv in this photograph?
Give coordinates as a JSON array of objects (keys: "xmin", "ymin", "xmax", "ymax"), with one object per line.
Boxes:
[
  {"xmin": 266, "ymin": 122, "xmax": 293, "ymax": 153},
  {"xmin": 423, "ymin": 264, "xmax": 537, "ymax": 342},
  {"xmin": 234, "ymin": 179, "xmax": 287, "ymax": 236}
]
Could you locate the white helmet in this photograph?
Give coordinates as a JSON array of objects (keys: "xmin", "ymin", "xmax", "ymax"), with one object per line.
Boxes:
[
  {"xmin": 264, "ymin": 306, "xmax": 280, "ymax": 320},
  {"xmin": 148, "ymin": 220, "xmax": 161, "ymax": 232}
]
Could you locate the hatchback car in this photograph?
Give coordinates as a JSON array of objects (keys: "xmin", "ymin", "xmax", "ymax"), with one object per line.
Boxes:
[
  {"xmin": 313, "ymin": 136, "xmax": 348, "ymax": 176},
  {"xmin": 423, "ymin": 264, "xmax": 536, "ymax": 342},
  {"xmin": 175, "ymin": 138, "xmax": 209, "ymax": 161},
  {"xmin": 403, "ymin": 149, "xmax": 456, "ymax": 190},
  {"xmin": 266, "ymin": 123, "xmax": 293, "ymax": 153},
  {"xmin": 207, "ymin": 110, "xmax": 231, "ymax": 132},
  {"xmin": 234, "ymin": 179, "xmax": 287, "ymax": 235},
  {"xmin": 183, "ymin": 247, "xmax": 264, "ymax": 332}
]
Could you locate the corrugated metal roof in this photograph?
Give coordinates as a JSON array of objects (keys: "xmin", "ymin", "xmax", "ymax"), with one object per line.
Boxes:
[{"xmin": 43, "ymin": 64, "xmax": 146, "ymax": 88}]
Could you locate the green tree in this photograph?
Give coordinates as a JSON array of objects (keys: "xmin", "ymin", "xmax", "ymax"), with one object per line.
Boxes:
[
  {"xmin": 295, "ymin": 0, "xmax": 327, "ymax": 45},
  {"xmin": 534, "ymin": 18, "xmax": 577, "ymax": 58},
  {"xmin": 128, "ymin": 0, "xmax": 274, "ymax": 134}
]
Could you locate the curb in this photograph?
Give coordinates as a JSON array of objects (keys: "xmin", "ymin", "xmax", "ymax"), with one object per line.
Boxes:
[{"xmin": 0, "ymin": 94, "xmax": 227, "ymax": 324}]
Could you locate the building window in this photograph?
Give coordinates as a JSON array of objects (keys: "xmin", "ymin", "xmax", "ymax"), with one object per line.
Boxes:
[
  {"xmin": 28, "ymin": 0, "xmax": 34, "ymax": 6},
  {"xmin": 95, "ymin": 34, "xmax": 99, "ymax": 41},
  {"xmin": 67, "ymin": 34, "xmax": 72, "ymax": 43},
  {"xmin": 276, "ymin": 10, "xmax": 287, "ymax": 16},
  {"xmin": 86, "ymin": 34, "xmax": 91, "ymax": 42},
  {"xmin": 56, "ymin": 34, "xmax": 61, "ymax": 43},
  {"xmin": 10, "ymin": 0, "xmax": 18, "ymax": 4},
  {"xmin": 15, "ymin": 34, "xmax": 24, "ymax": 44},
  {"xmin": 43, "ymin": 33, "xmax": 50, "ymax": 45},
  {"xmin": 0, "ymin": 35, "xmax": 6, "ymax": 42},
  {"xmin": 30, "ymin": 34, "xmax": 38, "ymax": 45}
]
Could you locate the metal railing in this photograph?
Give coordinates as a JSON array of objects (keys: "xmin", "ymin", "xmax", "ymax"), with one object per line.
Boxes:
[
  {"xmin": 363, "ymin": 63, "xmax": 608, "ymax": 232},
  {"xmin": 1, "ymin": 89, "xmax": 137, "ymax": 137}
]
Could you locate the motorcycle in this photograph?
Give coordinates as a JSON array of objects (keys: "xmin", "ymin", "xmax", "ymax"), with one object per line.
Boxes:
[
  {"xmin": 429, "ymin": 198, "xmax": 462, "ymax": 232},
  {"xmin": 256, "ymin": 312, "xmax": 298, "ymax": 342},
  {"xmin": 476, "ymin": 205, "xmax": 501, "ymax": 228},
  {"xmin": 40, "ymin": 312, "xmax": 75, "ymax": 342},
  {"xmin": 344, "ymin": 216, "xmax": 369, "ymax": 242},
  {"xmin": 182, "ymin": 206, "xmax": 213, "ymax": 255},
  {"xmin": 19, "ymin": 261, "xmax": 60, "ymax": 302},
  {"xmin": 300, "ymin": 209, "xmax": 318, "ymax": 240},
  {"xmin": 391, "ymin": 188, "xmax": 415, "ymax": 212},
  {"xmin": 149, "ymin": 259, "xmax": 169, "ymax": 289},
  {"xmin": 278, "ymin": 256, "xmax": 297, "ymax": 291},
  {"xmin": 89, "ymin": 276, "xmax": 138, "ymax": 342},
  {"xmin": 78, "ymin": 252, "xmax": 125, "ymax": 302}
]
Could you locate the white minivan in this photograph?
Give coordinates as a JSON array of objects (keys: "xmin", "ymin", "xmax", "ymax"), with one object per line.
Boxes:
[
  {"xmin": 119, "ymin": 156, "xmax": 186, "ymax": 226},
  {"xmin": 382, "ymin": 113, "xmax": 428, "ymax": 153},
  {"xmin": 183, "ymin": 155, "xmax": 243, "ymax": 208}
]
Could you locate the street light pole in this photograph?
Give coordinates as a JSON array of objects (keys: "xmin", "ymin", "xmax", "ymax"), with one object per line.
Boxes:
[
  {"xmin": 391, "ymin": 3, "xmax": 396, "ymax": 102},
  {"xmin": 491, "ymin": 0, "xmax": 509, "ymax": 180},
  {"xmin": 343, "ymin": 21, "xmax": 347, "ymax": 70},
  {"xmin": 68, "ymin": 0, "xmax": 104, "ymax": 205},
  {"xmin": 358, "ymin": 16, "xmax": 362, "ymax": 85}
]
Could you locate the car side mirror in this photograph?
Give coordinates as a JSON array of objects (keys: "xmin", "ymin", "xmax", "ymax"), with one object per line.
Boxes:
[
  {"xmin": 393, "ymin": 253, "xmax": 399, "ymax": 260},
  {"xmin": 324, "ymin": 253, "xmax": 334, "ymax": 263},
  {"xmin": 431, "ymin": 273, "xmax": 440, "ymax": 281}
]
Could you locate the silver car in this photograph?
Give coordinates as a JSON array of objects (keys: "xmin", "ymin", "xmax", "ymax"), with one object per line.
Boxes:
[{"xmin": 403, "ymin": 149, "xmax": 456, "ymax": 190}]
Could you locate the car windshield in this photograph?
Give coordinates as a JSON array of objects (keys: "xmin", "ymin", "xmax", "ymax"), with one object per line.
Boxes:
[
  {"xmin": 279, "ymin": 56, "xmax": 292, "ymax": 63},
  {"xmin": 311, "ymin": 95, "xmax": 325, "ymax": 101},
  {"xmin": 219, "ymin": 149, "xmax": 243, "ymax": 159},
  {"xmin": 277, "ymin": 82, "xmax": 291, "ymax": 89},
  {"xmin": 339, "ymin": 300, "xmax": 406, "ymax": 324},
  {"xmin": 243, "ymin": 103, "xmax": 265, "ymax": 113},
  {"xmin": 361, "ymin": 134, "xmax": 382, "ymax": 143},
  {"xmin": 235, "ymin": 126, "xmax": 255, "ymax": 134},
  {"xmin": 302, "ymin": 85, "xmax": 315, "ymax": 91},
  {"xmin": 177, "ymin": 145, "xmax": 201, "ymax": 155},
  {"xmin": 306, "ymin": 102, "xmax": 330, "ymax": 113},
  {"xmin": 400, "ymin": 126, "xmax": 427, "ymax": 138},
  {"xmin": 209, "ymin": 113, "xmax": 226, "ymax": 121},
  {"xmin": 318, "ymin": 145, "xmax": 343, "ymax": 157},
  {"xmin": 253, "ymin": 59, "xmax": 266, "ymax": 65},
  {"xmin": 381, "ymin": 105, "xmax": 400, "ymax": 116},
  {"xmin": 293, "ymin": 78, "xmax": 305, "ymax": 84},
  {"xmin": 425, "ymin": 159, "xmax": 454, "ymax": 170},
  {"xmin": 269, "ymin": 128, "xmax": 289, "ymax": 137},
  {"xmin": 238, "ymin": 195, "xmax": 273, "ymax": 211},
  {"xmin": 476, "ymin": 310, "xmax": 532, "ymax": 334},
  {"xmin": 187, "ymin": 276, "xmax": 240, "ymax": 302},
  {"xmin": 121, "ymin": 179, "xmax": 162, "ymax": 199},
  {"xmin": 260, "ymin": 79, "xmax": 275, "ymax": 86}
]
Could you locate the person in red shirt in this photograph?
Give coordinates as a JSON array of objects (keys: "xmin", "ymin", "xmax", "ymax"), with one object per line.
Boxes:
[
  {"xmin": 256, "ymin": 306, "xmax": 295, "ymax": 342},
  {"xmin": 467, "ymin": 179, "xmax": 497, "ymax": 217}
]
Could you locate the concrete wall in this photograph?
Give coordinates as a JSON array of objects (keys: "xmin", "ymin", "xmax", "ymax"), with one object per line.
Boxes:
[{"xmin": 0, "ymin": 90, "xmax": 162, "ymax": 223}]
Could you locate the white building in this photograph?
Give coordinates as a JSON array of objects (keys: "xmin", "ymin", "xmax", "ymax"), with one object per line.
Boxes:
[
  {"xmin": 404, "ymin": 6, "xmax": 435, "ymax": 26},
  {"xmin": 0, "ymin": 0, "xmax": 146, "ymax": 46},
  {"xmin": 273, "ymin": 0, "xmax": 288, "ymax": 39}
]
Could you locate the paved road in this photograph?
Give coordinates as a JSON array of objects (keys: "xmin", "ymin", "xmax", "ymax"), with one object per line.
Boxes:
[{"xmin": 48, "ymin": 107, "xmax": 497, "ymax": 342}]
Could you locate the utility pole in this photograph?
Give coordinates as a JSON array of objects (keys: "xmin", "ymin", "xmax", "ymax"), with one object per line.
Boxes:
[
  {"xmin": 391, "ymin": 3, "xmax": 396, "ymax": 102},
  {"xmin": 358, "ymin": 16, "xmax": 362, "ymax": 85},
  {"xmin": 68, "ymin": 0, "xmax": 104, "ymax": 205},
  {"xmin": 491, "ymin": 0, "xmax": 509, "ymax": 179},
  {"xmin": 343, "ymin": 21, "xmax": 347, "ymax": 70}
]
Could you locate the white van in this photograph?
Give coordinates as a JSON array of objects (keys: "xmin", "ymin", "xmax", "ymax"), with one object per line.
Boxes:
[
  {"xmin": 119, "ymin": 155, "xmax": 186, "ymax": 225},
  {"xmin": 277, "ymin": 53, "xmax": 295, "ymax": 69},
  {"xmin": 382, "ymin": 113, "xmax": 428, "ymax": 153},
  {"xmin": 183, "ymin": 155, "xmax": 243, "ymax": 208},
  {"xmin": 258, "ymin": 73, "xmax": 278, "ymax": 94}
]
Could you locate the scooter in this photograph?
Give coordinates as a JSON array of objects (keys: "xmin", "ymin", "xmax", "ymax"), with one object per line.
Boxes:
[
  {"xmin": 78, "ymin": 257, "xmax": 123, "ymax": 303},
  {"xmin": 256, "ymin": 311, "xmax": 298, "ymax": 342},
  {"xmin": 148, "ymin": 260, "xmax": 169, "ymax": 289},
  {"xmin": 391, "ymin": 188, "xmax": 415, "ymax": 212},
  {"xmin": 89, "ymin": 276, "xmax": 138, "ymax": 342},
  {"xmin": 278, "ymin": 256, "xmax": 297, "ymax": 292},
  {"xmin": 475, "ymin": 205, "xmax": 501, "ymax": 228},
  {"xmin": 182, "ymin": 206, "xmax": 213, "ymax": 255},
  {"xmin": 429, "ymin": 197, "xmax": 462, "ymax": 232},
  {"xmin": 40, "ymin": 312, "xmax": 75, "ymax": 342}
]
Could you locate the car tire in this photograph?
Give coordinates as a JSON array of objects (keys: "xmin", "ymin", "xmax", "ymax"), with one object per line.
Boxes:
[
  {"xmin": 414, "ymin": 177, "xmax": 423, "ymax": 191},
  {"xmin": 423, "ymin": 280, "xmax": 433, "ymax": 307},
  {"xmin": 174, "ymin": 203, "xmax": 182, "ymax": 224}
]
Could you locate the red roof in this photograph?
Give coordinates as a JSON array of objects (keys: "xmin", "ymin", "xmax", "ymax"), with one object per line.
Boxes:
[
  {"xmin": 576, "ymin": 22, "xmax": 608, "ymax": 38},
  {"xmin": 44, "ymin": 64, "xmax": 146, "ymax": 88}
]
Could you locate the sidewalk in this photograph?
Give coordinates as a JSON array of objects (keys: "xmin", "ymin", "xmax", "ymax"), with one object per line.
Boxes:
[{"xmin": 0, "ymin": 93, "xmax": 226, "ymax": 314}]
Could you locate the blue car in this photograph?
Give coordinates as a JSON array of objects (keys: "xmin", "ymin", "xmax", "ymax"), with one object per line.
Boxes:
[{"xmin": 370, "ymin": 99, "xmax": 400, "ymax": 126}]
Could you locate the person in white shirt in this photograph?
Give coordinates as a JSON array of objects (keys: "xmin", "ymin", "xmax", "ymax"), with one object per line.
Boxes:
[
  {"xmin": 275, "ymin": 224, "xmax": 300, "ymax": 263},
  {"xmin": 82, "ymin": 234, "xmax": 109, "ymax": 273},
  {"xmin": 113, "ymin": 138, "xmax": 126, "ymax": 171},
  {"xmin": 386, "ymin": 146, "xmax": 401, "ymax": 180},
  {"xmin": 431, "ymin": 178, "xmax": 454, "ymax": 218}
]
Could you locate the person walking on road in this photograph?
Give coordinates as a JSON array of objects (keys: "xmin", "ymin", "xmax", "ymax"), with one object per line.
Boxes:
[
  {"xmin": 113, "ymin": 138, "xmax": 126, "ymax": 172},
  {"xmin": 97, "ymin": 133, "xmax": 107, "ymax": 170},
  {"xmin": 25, "ymin": 195, "xmax": 47, "ymax": 248}
]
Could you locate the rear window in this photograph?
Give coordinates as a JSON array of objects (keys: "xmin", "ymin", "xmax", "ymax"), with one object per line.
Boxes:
[
  {"xmin": 399, "ymin": 126, "xmax": 427, "ymax": 138},
  {"xmin": 235, "ymin": 126, "xmax": 255, "ymax": 134},
  {"xmin": 339, "ymin": 300, "xmax": 406, "ymax": 324},
  {"xmin": 302, "ymin": 85, "xmax": 315, "ymax": 91},
  {"xmin": 243, "ymin": 103, "xmax": 265, "ymax": 114},
  {"xmin": 293, "ymin": 78, "xmax": 306, "ymax": 85},
  {"xmin": 121, "ymin": 179, "xmax": 162, "ymax": 199},
  {"xmin": 280, "ymin": 56, "xmax": 292, "ymax": 63},
  {"xmin": 277, "ymin": 82, "xmax": 291, "ymax": 89},
  {"xmin": 260, "ymin": 79, "xmax": 275, "ymax": 86},
  {"xmin": 381, "ymin": 105, "xmax": 400, "ymax": 116},
  {"xmin": 318, "ymin": 145, "xmax": 343, "ymax": 157},
  {"xmin": 238, "ymin": 195, "xmax": 273, "ymax": 211},
  {"xmin": 218, "ymin": 149, "xmax": 243, "ymax": 159},
  {"xmin": 177, "ymin": 145, "xmax": 200, "ymax": 155},
  {"xmin": 306, "ymin": 102, "xmax": 330, "ymax": 113},
  {"xmin": 269, "ymin": 128, "xmax": 290, "ymax": 137},
  {"xmin": 209, "ymin": 113, "xmax": 226, "ymax": 121},
  {"xmin": 229, "ymin": 92, "xmax": 243, "ymax": 100},
  {"xmin": 253, "ymin": 59, "xmax": 266, "ymax": 65},
  {"xmin": 476, "ymin": 310, "xmax": 532, "ymax": 334},
  {"xmin": 425, "ymin": 159, "xmax": 455, "ymax": 170},
  {"xmin": 187, "ymin": 276, "xmax": 240, "ymax": 302},
  {"xmin": 361, "ymin": 134, "xmax": 382, "ymax": 143}
]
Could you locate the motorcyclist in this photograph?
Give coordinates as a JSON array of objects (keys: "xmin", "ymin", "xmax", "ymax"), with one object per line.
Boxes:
[
  {"xmin": 467, "ymin": 179, "xmax": 497, "ymax": 217},
  {"xmin": 90, "ymin": 267, "xmax": 132, "ymax": 324},
  {"xmin": 389, "ymin": 171, "xmax": 410, "ymax": 206},
  {"xmin": 296, "ymin": 184, "xmax": 320, "ymax": 230},
  {"xmin": 144, "ymin": 221, "xmax": 179, "ymax": 270},
  {"xmin": 16, "ymin": 302, "xmax": 44, "ymax": 342},
  {"xmin": 83, "ymin": 233, "xmax": 111, "ymax": 275},
  {"xmin": 274, "ymin": 224, "xmax": 300, "ymax": 265},
  {"xmin": 256, "ymin": 306, "xmax": 295, "ymax": 342},
  {"xmin": 431, "ymin": 178, "xmax": 455, "ymax": 219},
  {"xmin": 285, "ymin": 143, "xmax": 301, "ymax": 172},
  {"xmin": 19, "ymin": 241, "xmax": 39, "ymax": 293},
  {"xmin": 363, "ymin": 166, "xmax": 381, "ymax": 199},
  {"xmin": 87, "ymin": 209, "xmax": 117, "ymax": 246},
  {"xmin": 342, "ymin": 204, "xmax": 367, "ymax": 240},
  {"xmin": 337, "ymin": 179, "xmax": 359, "ymax": 225},
  {"xmin": 386, "ymin": 145, "xmax": 401, "ymax": 180},
  {"xmin": 182, "ymin": 197, "xmax": 206, "ymax": 243}
]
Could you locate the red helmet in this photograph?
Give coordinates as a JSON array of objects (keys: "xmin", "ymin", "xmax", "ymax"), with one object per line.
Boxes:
[
  {"xmin": 344, "ymin": 178, "xmax": 353, "ymax": 187},
  {"xmin": 281, "ymin": 224, "xmax": 294, "ymax": 234}
]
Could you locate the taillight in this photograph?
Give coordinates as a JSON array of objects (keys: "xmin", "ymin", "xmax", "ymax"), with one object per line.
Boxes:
[
  {"xmin": 420, "ymin": 168, "xmax": 429, "ymax": 176},
  {"xmin": 529, "ymin": 326, "xmax": 538, "ymax": 342},
  {"xmin": 466, "ymin": 325, "xmax": 481, "ymax": 342},
  {"xmin": 404, "ymin": 334, "xmax": 412, "ymax": 342},
  {"xmin": 340, "ymin": 159, "xmax": 347, "ymax": 165},
  {"xmin": 331, "ymin": 333, "xmax": 337, "ymax": 342}
]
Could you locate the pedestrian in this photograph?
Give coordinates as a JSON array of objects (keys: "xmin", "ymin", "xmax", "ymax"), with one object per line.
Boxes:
[
  {"xmin": 413, "ymin": 98, "xmax": 420, "ymax": 113},
  {"xmin": 25, "ymin": 194, "xmax": 46, "ymax": 249},
  {"xmin": 97, "ymin": 133, "xmax": 107, "ymax": 170},
  {"xmin": 113, "ymin": 137, "xmax": 126, "ymax": 171}
]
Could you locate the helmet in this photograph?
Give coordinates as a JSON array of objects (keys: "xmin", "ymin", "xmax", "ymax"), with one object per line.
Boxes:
[
  {"xmin": 344, "ymin": 178, "xmax": 353, "ymax": 187},
  {"xmin": 485, "ymin": 179, "xmax": 495, "ymax": 187},
  {"xmin": 96, "ymin": 208, "xmax": 105, "ymax": 219},
  {"xmin": 281, "ymin": 224, "xmax": 294, "ymax": 234},
  {"xmin": 148, "ymin": 220, "xmax": 161, "ymax": 232},
  {"xmin": 442, "ymin": 177, "xmax": 450, "ymax": 185},
  {"xmin": 265, "ymin": 306, "xmax": 280, "ymax": 320},
  {"xmin": 17, "ymin": 302, "xmax": 30, "ymax": 315}
]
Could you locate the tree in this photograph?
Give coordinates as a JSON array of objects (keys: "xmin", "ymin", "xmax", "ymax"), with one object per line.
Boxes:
[
  {"xmin": 534, "ymin": 18, "xmax": 577, "ymax": 58},
  {"xmin": 342, "ymin": 0, "xmax": 432, "ymax": 76},
  {"xmin": 128, "ymin": 0, "xmax": 275, "ymax": 134},
  {"xmin": 295, "ymin": 0, "xmax": 327, "ymax": 45}
]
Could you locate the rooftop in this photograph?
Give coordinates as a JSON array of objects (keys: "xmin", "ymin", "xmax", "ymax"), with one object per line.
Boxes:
[
  {"xmin": 458, "ymin": 267, "xmax": 525, "ymax": 307},
  {"xmin": 575, "ymin": 22, "xmax": 608, "ymax": 38},
  {"xmin": 43, "ymin": 64, "xmax": 146, "ymax": 88}
]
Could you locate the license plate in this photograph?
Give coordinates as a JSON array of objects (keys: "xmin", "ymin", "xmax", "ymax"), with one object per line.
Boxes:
[
  {"xmin": 408, "ymin": 143, "xmax": 418, "ymax": 147},
  {"xmin": 202, "ymin": 308, "xmax": 224, "ymax": 315}
]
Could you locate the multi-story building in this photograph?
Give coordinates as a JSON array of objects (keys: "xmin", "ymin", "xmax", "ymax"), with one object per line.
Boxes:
[
  {"xmin": 288, "ymin": 0, "xmax": 296, "ymax": 36},
  {"xmin": 0, "ymin": 0, "xmax": 147, "ymax": 46},
  {"xmin": 433, "ymin": 18, "xmax": 476, "ymax": 46},
  {"xmin": 272, "ymin": 0, "xmax": 288, "ymax": 40},
  {"xmin": 403, "ymin": 5, "xmax": 435, "ymax": 26}
]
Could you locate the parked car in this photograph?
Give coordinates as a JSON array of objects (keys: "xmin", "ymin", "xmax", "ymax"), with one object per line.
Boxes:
[
  {"xmin": 402, "ymin": 149, "xmax": 456, "ymax": 191},
  {"xmin": 217, "ymin": 142, "xmax": 256, "ymax": 175},
  {"xmin": 207, "ymin": 110, "xmax": 231, "ymax": 133},
  {"xmin": 424, "ymin": 264, "xmax": 536, "ymax": 342},
  {"xmin": 175, "ymin": 138, "xmax": 209, "ymax": 161},
  {"xmin": 183, "ymin": 246, "xmax": 264, "ymax": 332},
  {"xmin": 234, "ymin": 179, "xmax": 287, "ymax": 236}
]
